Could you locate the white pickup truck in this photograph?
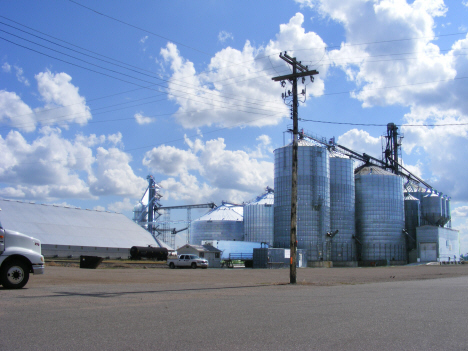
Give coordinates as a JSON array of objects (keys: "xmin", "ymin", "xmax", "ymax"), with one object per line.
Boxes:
[
  {"xmin": 0, "ymin": 214, "xmax": 45, "ymax": 289},
  {"xmin": 167, "ymin": 254, "xmax": 208, "ymax": 269}
]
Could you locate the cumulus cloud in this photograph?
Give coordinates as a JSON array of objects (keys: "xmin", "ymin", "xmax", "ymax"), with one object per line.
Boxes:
[
  {"xmin": 107, "ymin": 198, "xmax": 135, "ymax": 213},
  {"xmin": 143, "ymin": 144, "xmax": 200, "ymax": 176},
  {"xmin": 160, "ymin": 13, "xmax": 327, "ymax": 129},
  {"xmin": 0, "ymin": 70, "xmax": 92, "ymax": 132},
  {"xmin": 143, "ymin": 136, "xmax": 273, "ymax": 204},
  {"xmin": 134, "ymin": 112, "xmax": 155, "ymax": 125},
  {"xmin": 337, "ymin": 129, "xmax": 383, "ymax": 159},
  {"xmin": 0, "ymin": 127, "xmax": 146, "ymax": 201},
  {"xmin": 34, "ymin": 70, "xmax": 92, "ymax": 128},
  {"xmin": 452, "ymin": 205, "xmax": 468, "ymax": 217},
  {"xmin": 0, "ymin": 90, "xmax": 36, "ymax": 132},
  {"xmin": 89, "ymin": 147, "xmax": 147, "ymax": 197},
  {"xmin": 293, "ymin": 1, "xmax": 468, "ymax": 203}
]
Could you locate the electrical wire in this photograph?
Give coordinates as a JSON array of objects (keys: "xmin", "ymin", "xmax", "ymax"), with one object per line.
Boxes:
[
  {"xmin": 299, "ymin": 119, "xmax": 468, "ymax": 127},
  {"xmin": 68, "ymin": 0, "xmax": 213, "ymax": 57},
  {"xmin": 0, "ymin": 35, "xmax": 288, "ymax": 127},
  {"xmin": 2, "ymin": 14, "xmax": 467, "ymax": 127}
]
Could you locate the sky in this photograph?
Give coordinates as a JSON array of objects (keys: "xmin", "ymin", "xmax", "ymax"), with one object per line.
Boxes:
[{"xmin": 1, "ymin": 0, "xmax": 468, "ymax": 253}]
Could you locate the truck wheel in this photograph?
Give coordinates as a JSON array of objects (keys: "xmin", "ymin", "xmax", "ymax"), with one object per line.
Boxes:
[
  {"xmin": 169, "ymin": 262, "xmax": 175, "ymax": 269},
  {"xmin": 191, "ymin": 263, "xmax": 197, "ymax": 269},
  {"xmin": 0, "ymin": 260, "xmax": 30, "ymax": 289}
]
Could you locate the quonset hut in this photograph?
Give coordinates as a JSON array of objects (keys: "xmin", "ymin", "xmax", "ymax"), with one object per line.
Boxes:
[
  {"xmin": 0, "ymin": 198, "xmax": 164, "ymax": 259},
  {"xmin": 189, "ymin": 202, "xmax": 243, "ymax": 245}
]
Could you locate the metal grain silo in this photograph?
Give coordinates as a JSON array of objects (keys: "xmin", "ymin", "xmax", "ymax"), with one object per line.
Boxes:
[
  {"xmin": 355, "ymin": 167, "xmax": 406, "ymax": 262},
  {"xmin": 446, "ymin": 196, "xmax": 452, "ymax": 226},
  {"xmin": 190, "ymin": 202, "xmax": 244, "ymax": 245},
  {"xmin": 244, "ymin": 187, "xmax": 274, "ymax": 246},
  {"xmin": 404, "ymin": 193, "xmax": 420, "ymax": 251},
  {"xmin": 329, "ymin": 155, "xmax": 356, "ymax": 262},
  {"xmin": 421, "ymin": 192, "xmax": 443, "ymax": 226},
  {"xmin": 274, "ymin": 140, "xmax": 330, "ymax": 261}
]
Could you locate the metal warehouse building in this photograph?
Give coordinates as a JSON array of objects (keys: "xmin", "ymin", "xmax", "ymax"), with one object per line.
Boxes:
[{"xmin": 0, "ymin": 198, "xmax": 166, "ymax": 259}]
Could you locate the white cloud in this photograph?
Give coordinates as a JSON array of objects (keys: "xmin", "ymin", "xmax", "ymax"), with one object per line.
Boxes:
[
  {"xmin": 2, "ymin": 62, "xmax": 11, "ymax": 72},
  {"xmin": 34, "ymin": 70, "xmax": 92, "ymax": 128},
  {"xmin": 143, "ymin": 137, "xmax": 273, "ymax": 204},
  {"xmin": 143, "ymin": 144, "xmax": 200, "ymax": 176},
  {"xmin": 296, "ymin": 1, "xmax": 468, "ymax": 203},
  {"xmin": 0, "ymin": 90, "xmax": 36, "ymax": 132},
  {"xmin": 247, "ymin": 134, "xmax": 274, "ymax": 158},
  {"xmin": 107, "ymin": 132, "xmax": 123, "ymax": 146},
  {"xmin": 0, "ymin": 127, "xmax": 94, "ymax": 199},
  {"xmin": 134, "ymin": 112, "xmax": 155, "ymax": 125},
  {"xmin": 294, "ymin": 0, "xmax": 315, "ymax": 8},
  {"xmin": 0, "ymin": 127, "xmax": 146, "ymax": 201},
  {"xmin": 337, "ymin": 129, "xmax": 383, "ymax": 159},
  {"xmin": 89, "ymin": 147, "xmax": 147, "ymax": 197},
  {"xmin": 452, "ymin": 205, "xmax": 468, "ymax": 217},
  {"xmin": 107, "ymin": 198, "xmax": 135, "ymax": 213},
  {"xmin": 218, "ymin": 31, "xmax": 233, "ymax": 43},
  {"xmin": 139, "ymin": 35, "xmax": 148, "ymax": 44},
  {"xmin": 14, "ymin": 65, "xmax": 29, "ymax": 86},
  {"xmin": 160, "ymin": 13, "xmax": 327, "ymax": 129}
]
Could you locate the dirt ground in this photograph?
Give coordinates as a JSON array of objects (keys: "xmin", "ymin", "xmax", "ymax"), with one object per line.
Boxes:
[{"xmin": 31, "ymin": 261, "xmax": 468, "ymax": 288}]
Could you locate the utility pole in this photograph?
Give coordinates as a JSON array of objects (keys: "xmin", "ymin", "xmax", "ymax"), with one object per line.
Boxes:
[{"xmin": 272, "ymin": 52, "xmax": 318, "ymax": 284}]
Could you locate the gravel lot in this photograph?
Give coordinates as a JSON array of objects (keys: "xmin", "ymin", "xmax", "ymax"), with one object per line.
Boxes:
[
  {"xmin": 29, "ymin": 262, "xmax": 468, "ymax": 288},
  {"xmin": 3, "ymin": 262, "xmax": 468, "ymax": 351}
]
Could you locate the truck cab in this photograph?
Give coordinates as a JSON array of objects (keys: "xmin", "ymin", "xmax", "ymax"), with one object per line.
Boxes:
[{"xmin": 0, "ymin": 213, "xmax": 45, "ymax": 289}]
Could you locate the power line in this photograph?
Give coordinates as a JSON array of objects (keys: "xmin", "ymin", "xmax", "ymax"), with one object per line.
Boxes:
[
  {"xmin": 68, "ymin": 0, "xmax": 213, "ymax": 57},
  {"xmin": 2, "ymin": 30, "xmax": 467, "ymax": 130},
  {"xmin": 300, "ymin": 119, "xmax": 468, "ymax": 127},
  {"xmin": 0, "ymin": 35, "xmax": 287, "ymax": 124},
  {"xmin": 3, "ymin": 15, "xmax": 467, "ymax": 128}
]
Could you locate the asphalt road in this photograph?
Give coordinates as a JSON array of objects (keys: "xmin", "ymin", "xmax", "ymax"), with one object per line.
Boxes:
[{"xmin": 1, "ymin": 266, "xmax": 468, "ymax": 350}]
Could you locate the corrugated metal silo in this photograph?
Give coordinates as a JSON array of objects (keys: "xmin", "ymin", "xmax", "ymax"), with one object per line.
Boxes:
[
  {"xmin": 329, "ymin": 155, "xmax": 356, "ymax": 261},
  {"xmin": 244, "ymin": 187, "xmax": 274, "ymax": 246},
  {"xmin": 355, "ymin": 167, "xmax": 406, "ymax": 262},
  {"xmin": 190, "ymin": 202, "xmax": 244, "ymax": 245},
  {"xmin": 421, "ymin": 192, "xmax": 443, "ymax": 226},
  {"xmin": 446, "ymin": 196, "xmax": 451, "ymax": 226},
  {"xmin": 274, "ymin": 140, "xmax": 330, "ymax": 261},
  {"xmin": 404, "ymin": 193, "xmax": 420, "ymax": 251}
]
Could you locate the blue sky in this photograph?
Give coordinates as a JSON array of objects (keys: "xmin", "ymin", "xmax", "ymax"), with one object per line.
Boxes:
[{"xmin": 1, "ymin": 0, "xmax": 468, "ymax": 252}]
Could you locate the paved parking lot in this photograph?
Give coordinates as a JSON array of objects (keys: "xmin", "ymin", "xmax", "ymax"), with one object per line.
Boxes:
[{"xmin": 1, "ymin": 265, "xmax": 467, "ymax": 350}]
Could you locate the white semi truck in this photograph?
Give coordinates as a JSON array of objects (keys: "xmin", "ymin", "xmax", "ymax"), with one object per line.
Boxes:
[{"xmin": 0, "ymin": 211, "xmax": 45, "ymax": 289}]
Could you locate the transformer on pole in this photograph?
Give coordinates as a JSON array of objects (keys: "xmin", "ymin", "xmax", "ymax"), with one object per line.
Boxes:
[{"xmin": 272, "ymin": 52, "xmax": 318, "ymax": 284}]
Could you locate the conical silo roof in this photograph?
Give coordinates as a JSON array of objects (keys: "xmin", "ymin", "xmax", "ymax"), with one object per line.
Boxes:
[
  {"xmin": 246, "ymin": 188, "xmax": 274, "ymax": 206},
  {"xmin": 195, "ymin": 202, "xmax": 243, "ymax": 221}
]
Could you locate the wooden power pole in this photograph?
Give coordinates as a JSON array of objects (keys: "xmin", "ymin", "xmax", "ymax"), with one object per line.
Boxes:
[{"xmin": 272, "ymin": 52, "xmax": 318, "ymax": 284}]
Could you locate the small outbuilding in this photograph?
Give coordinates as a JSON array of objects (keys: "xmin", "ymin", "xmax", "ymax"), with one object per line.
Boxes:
[
  {"xmin": 416, "ymin": 225, "xmax": 460, "ymax": 263},
  {"xmin": 177, "ymin": 244, "xmax": 222, "ymax": 268}
]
